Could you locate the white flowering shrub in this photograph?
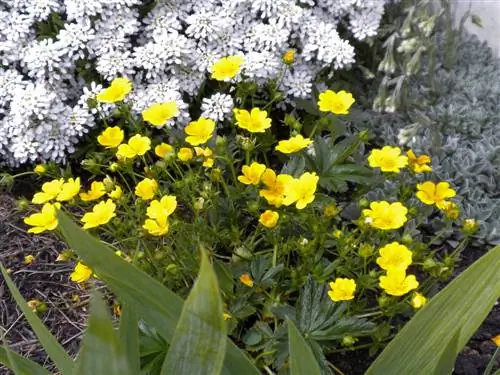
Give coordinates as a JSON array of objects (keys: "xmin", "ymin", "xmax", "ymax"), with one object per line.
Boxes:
[{"xmin": 0, "ymin": 0, "xmax": 392, "ymax": 166}]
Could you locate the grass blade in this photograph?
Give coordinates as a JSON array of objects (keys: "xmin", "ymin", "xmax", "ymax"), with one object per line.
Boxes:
[
  {"xmin": 0, "ymin": 346, "xmax": 52, "ymax": 375},
  {"xmin": 287, "ymin": 318, "xmax": 321, "ymax": 375},
  {"xmin": 366, "ymin": 245, "xmax": 500, "ymax": 375},
  {"xmin": 73, "ymin": 291, "xmax": 132, "ymax": 375},
  {"xmin": 0, "ymin": 263, "xmax": 73, "ymax": 374},
  {"xmin": 57, "ymin": 211, "xmax": 259, "ymax": 375},
  {"xmin": 162, "ymin": 249, "xmax": 226, "ymax": 375},
  {"xmin": 118, "ymin": 305, "xmax": 140, "ymax": 374}
]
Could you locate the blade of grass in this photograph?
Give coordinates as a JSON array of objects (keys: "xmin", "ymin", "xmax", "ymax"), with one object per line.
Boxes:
[
  {"xmin": 57, "ymin": 211, "xmax": 259, "ymax": 375},
  {"xmin": 118, "ymin": 305, "xmax": 140, "ymax": 375},
  {"xmin": 287, "ymin": 319, "xmax": 321, "ymax": 375},
  {"xmin": 73, "ymin": 291, "xmax": 133, "ymax": 375},
  {"xmin": 161, "ymin": 249, "xmax": 226, "ymax": 374},
  {"xmin": 0, "ymin": 263, "xmax": 73, "ymax": 374},
  {"xmin": 0, "ymin": 346, "xmax": 51, "ymax": 375}
]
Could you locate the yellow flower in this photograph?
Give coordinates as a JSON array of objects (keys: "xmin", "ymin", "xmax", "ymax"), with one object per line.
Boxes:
[
  {"xmin": 146, "ymin": 195, "xmax": 177, "ymax": 219},
  {"xmin": 318, "ymin": 90, "xmax": 355, "ymax": 115},
  {"xmin": 259, "ymin": 169, "xmax": 293, "ymax": 207},
  {"xmin": 368, "ymin": 146, "xmax": 408, "ymax": 173},
  {"xmin": 108, "ymin": 186, "xmax": 122, "ymax": 200},
  {"xmin": 185, "ymin": 117, "xmax": 216, "ymax": 146},
  {"xmin": 238, "ymin": 162, "xmax": 267, "ymax": 185},
  {"xmin": 283, "ymin": 49, "xmax": 296, "ymax": 65},
  {"xmin": 492, "ymin": 334, "xmax": 500, "ymax": 347},
  {"xmin": 282, "ymin": 172, "xmax": 319, "ymax": 210},
  {"xmin": 223, "ymin": 313, "xmax": 232, "ymax": 321},
  {"xmin": 259, "ymin": 210, "xmax": 279, "ymax": 228},
  {"xmin": 407, "ymin": 150, "xmax": 432, "ymax": 173},
  {"xmin": 80, "ymin": 181, "xmax": 106, "ymax": 202},
  {"xmin": 194, "ymin": 147, "xmax": 214, "ymax": 168},
  {"xmin": 57, "ymin": 178, "xmax": 81, "ymax": 202},
  {"xmin": 177, "ymin": 147, "xmax": 194, "ymax": 162},
  {"xmin": 96, "ymin": 77, "xmax": 132, "ymax": 103},
  {"xmin": 275, "ymin": 134, "xmax": 313, "ymax": 154},
  {"xmin": 81, "ymin": 199, "xmax": 116, "ymax": 229},
  {"xmin": 362, "ymin": 201, "xmax": 408, "ymax": 230},
  {"xmin": 32, "ymin": 178, "xmax": 64, "ymax": 204},
  {"xmin": 135, "ymin": 178, "xmax": 158, "ymax": 200},
  {"xmin": 416, "ymin": 181, "xmax": 456, "ymax": 209},
  {"xmin": 239, "ymin": 273, "xmax": 254, "ymax": 287},
  {"xmin": 328, "ymin": 278, "xmax": 356, "ymax": 302},
  {"xmin": 143, "ymin": 215, "xmax": 169, "ymax": 236},
  {"xmin": 142, "ymin": 101, "xmax": 179, "ymax": 127},
  {"xmin": 379, "ymin": 269, "xmax": 419, "ymax": 296},
  {"xmin": 376, "ymin": 242, "xmax": 413, "ymax": 271},
  {"xmin": 34, "ymin": 164, "xmax": 46, "ymax": 175},
  {"xmin": 210, "ymin": 55, "xmax": 244, "ymax": 81},
  {"xmin": 97, "ymin": 126, "xmax": 124, "ymax": 149},
  {"xmin": 24, "ymin": 255, "xmax": 35, "ymax": 265},
  {"xmin": 440, "ymin": 201, "xmax": 460, "ymax": 220},
  {"xmin": 70, "ymin": 262, "xmax": 93, "ymax": 283},
  {"xmin": 116, "ymin": 134, "xmax": 151, "ymax": 159},
  {"xmin": 24, "ymin": 203, "xmax": 59, "ymax": 233},
  {"xmin": 411, "ymin": 292, "xmax": 427, "ymax": 309},
  {"xmin": 234, "ymin": 108, "xmax": 272, "ymax": 133},
  {"xmin": 155, "ymin": 143, "xmax": 174, "ymax": 159}
]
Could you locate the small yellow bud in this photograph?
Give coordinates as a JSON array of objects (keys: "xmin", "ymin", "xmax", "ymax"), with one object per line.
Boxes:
[
  {"xmin": 283, "ymin": 49, "xmax": 296, "ymax": 65},
  {"xmin": 24, "ymin": 255, "xmax": 36, "ymax": 265},
  {"xmin": 239, "ymin": 273, "xmax": 254, "ymax": 287},
  {"xmin": 34, "ymin": 164, "xmax": 47, "ymax": 175}
]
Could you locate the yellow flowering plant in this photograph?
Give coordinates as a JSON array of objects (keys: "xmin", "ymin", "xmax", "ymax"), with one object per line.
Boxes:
[{"xmin": 15, "ymin": 59, "xmax": 475, "ymax": 372}]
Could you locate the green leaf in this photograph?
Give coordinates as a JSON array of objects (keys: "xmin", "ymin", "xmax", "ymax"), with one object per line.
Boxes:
[
  {"xmin": 0, "ymin": 346, "xmax": 52, "ymax": 375},
  {"xmin": 434, "ymin": 328, "xmax": 461, "ymax": 375},
  {"xmin": 73, "ymin": 291, "xmax": 132, "ymax": 375},
  {"xmin": 118, "ymin": 305, "xmax": 140, "ymax": 374},
  {"xmin": 57, "ymin": 211, "xmax": 259, "ymax": 375},
  {"xmin": 329, "ymin": 135, "xmax": 361, "ymax": 165},
  {"xmin": 366, "ymin": 245, "xmax": 500, "ymax": 375},
  {"xmin": 287, "ymin": 319, "xmax": 321, "ymax": 375},
  {"xmin": 162, "ymin": 250, "xmax": 226, "ymax": 375},
  {"xmin": 0, "ymin": 264, "xmax": 73, "ymax": 374}
]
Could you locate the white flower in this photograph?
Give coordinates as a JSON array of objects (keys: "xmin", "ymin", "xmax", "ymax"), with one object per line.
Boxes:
[{"xmin": 201, "ymin": 93, "xmax": 234, "ymax": 123}]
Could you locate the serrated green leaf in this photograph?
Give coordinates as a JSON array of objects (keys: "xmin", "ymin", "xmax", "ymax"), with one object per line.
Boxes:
[
  {"xmin": 0, "ymin": 264, "xmax": 73, "ymax": 374},
  {"xmin": 118, "ymin": 306, "xmax": 140, "ymax": 374},
  {"xmin": 73, "ymin": 291, "xmax": 132, "ymax": 375},
  {"xmin": 287, "ymin": 319, "xmax": 321, "ymax": 375},
  {"xmin": 329, "ymin": 135, "xmax": 361, "ymax": 165},
  {"xmin": 57, "ymin": 212, "xmax": 259, "ymax": 375},
  {"xmin": 0, "ymin": 346, "xmax": 51, "ymax": 375},
  {"xmin": 366, "ymin": 245, "xmax": 500, "ymax": 375},
  {"xmin": 161, "ymin": 250, "xmax": 226, "ymax": 375}
]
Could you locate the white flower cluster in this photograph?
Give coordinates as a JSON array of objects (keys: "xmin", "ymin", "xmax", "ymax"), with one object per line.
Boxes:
[{"xmin": 0, "ymin": 0, "xmax": 392, "ymax": 166}]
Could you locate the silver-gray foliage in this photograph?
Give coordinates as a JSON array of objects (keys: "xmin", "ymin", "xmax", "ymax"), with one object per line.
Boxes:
[{"xmin": 371, "ymin": 33, "xmax": 500, "ymax": 245}]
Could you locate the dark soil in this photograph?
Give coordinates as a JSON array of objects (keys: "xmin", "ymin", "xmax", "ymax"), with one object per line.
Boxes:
[{"xmin": 0, "ymin": 193, "xmax": 88, "ymax": 374}]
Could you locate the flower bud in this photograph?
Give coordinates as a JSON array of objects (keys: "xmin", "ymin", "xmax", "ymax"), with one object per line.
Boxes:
[
  {"xmin": 401, "ymin": 234, "xmax": 413, "ymax": 246},
  {"xmin": 462, "ymin": 219, "xmax": 479, "ymax": 235},
  {"xmin": 359, "ymin": 243, "xmax": 374, "ymax": 258},
  {"xmin": 282, "ymin": 49, "xmax": 296, "ymax": 65},
  {"xmin": 341, "ymin": 336, "xmax": 358, "ymax": 347}
]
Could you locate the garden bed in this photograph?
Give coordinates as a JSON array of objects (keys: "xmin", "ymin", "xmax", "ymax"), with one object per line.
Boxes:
[{"xmin": 1, "ymin": 191, "xmax": 498, "ymax": 374}]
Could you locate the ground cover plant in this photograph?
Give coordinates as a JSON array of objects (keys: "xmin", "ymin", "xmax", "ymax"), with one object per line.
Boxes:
[{"xmin": 7, "ymin": 55, "xmax": 483, "ymax": 372}]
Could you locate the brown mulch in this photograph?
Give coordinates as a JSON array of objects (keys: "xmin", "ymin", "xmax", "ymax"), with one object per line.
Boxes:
[{"xmin": 0, "ymin": 193, "xmax": 88, "ymax": 374}]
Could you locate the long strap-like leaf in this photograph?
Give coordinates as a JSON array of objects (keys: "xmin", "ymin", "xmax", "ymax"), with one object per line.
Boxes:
[
  {"xmin": 287, "ymin": 319, "xmax": 321, "ymax": 375},
  {"xmin": 0, "ymin": 346, "xmax": 52, "ymax": 375},
  {"xmin": 57, "ymin": 211, "xmax": 259, "ymax": 375},
  {"xmin": 0, "ymin": 264, "xmax": 73, "ymax": 374},
  {"xmin": 161, "ymin": 250, "xmax": 226, "ymax": 374}
]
